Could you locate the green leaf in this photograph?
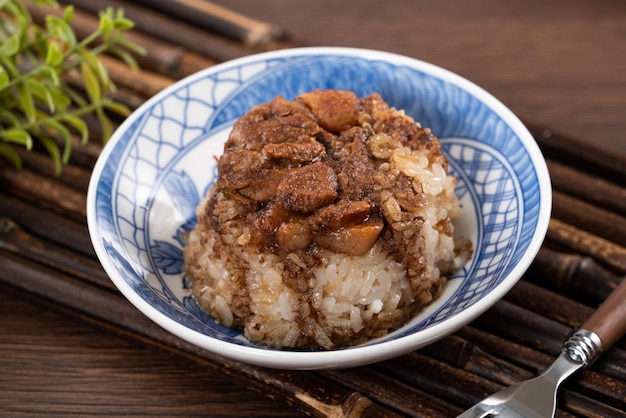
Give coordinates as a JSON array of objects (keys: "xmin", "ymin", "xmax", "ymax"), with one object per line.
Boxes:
[
  {"xmin": 0, "ymin": 3, "xmax": 15, "ymax": 19},
  {"xmin": 37, "ymin": 133, "xmax": 63, "ymax": 175},
  {"xmin": 45, "ymin": 41, "xmax": 64, "ymax": 67},
  {"xmin": 81, "ymin": 61, "xmax": 101, "ymax": 104},
  {"xmin": 103, "ymin": 100, "xmax": 130, "ymax": 117},
  {"xmin": 0, "ymin": 57, "xmax": 18, "ymax": 78},
  {"xmin": 62, "ymin": 113, "xmax": 89, "ymax": 143},
  {"xmin": 0, "ymin": 65, "xmax": 9, "ymax": 90},
  {"xmin": 1, "ymin": 1, "xmax": 28, "ymax": 25},
  {"xmin": 0, "ymin": 143, "xmax": 22, "ymax": 169},
  {"xmin": 42, "ymin": 118, "xmax": 72, "ymax": 163},
  {"xmin": 25, "ymin": 78, "xmax": 55, "ymax": 112},
  {"xmin": 118, "ymin": 38, "xmax": 147, "ymax": 57},
  {"xmin": 0, "ymin": 128, "xmax": 33, "ymax": 149},
  {"xmin": 15, "ymin": 12, "xmax": 30, "ymax": 47},
  {"xmin": 16, "ymin": 83, "xmax": 36, "ymax": 121},
  {"xmin": 36, "ymin": 64, "xmax": 61, "ymax": 87},
  {"xmin": 114, "ymin": 19, "xmax": 135, "ymax": 31},
  {"xmin": 108, "ymin": 46, "xmax": 140, "ymax": 70},
  {"xmin": 112, "ymin": 11, "xmax": 135, "ymax": 31},
  {"xmin": 29, "ymin": 26, "xmax": 48, "ymax": 58},
  {"xmin": 0, "ymin": 109, "xmax": 21, "ymax": 127},
  {"xmin": 77, "ymin": 49, "xmax": 99, "ymax": 71},
  {"xmin": 98, "ymin": 13, "xmax": 114, "ymax": 34},
  {"xmin": 46, "ymin": 86, "xmax": 71, "ymax": 112},
  {"xmin": 45, "ymin": 15, "xmax": 76, "ymax": 48},
  {"xmin": 96, "ymin": 107, "xmax": 112, "ymax": 142},
  {"xmin": 92, "ymin": 56, "xmax": 112, "ymax": 91},
  {"xmin": 0, "ymin": 33, "xmax": 20, "ymax": 58},
  {"xmin": 62, "ymin": 4, "xmax": 74, "ymax": 23}
]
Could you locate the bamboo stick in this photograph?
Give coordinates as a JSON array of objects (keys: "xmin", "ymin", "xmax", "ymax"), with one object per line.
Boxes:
[
  {"xmin": 552, "ymin": 190, "xmax": 626, "ymax": 247},
  {"xmin": 0, "ymin": 192, "xmax": 93, "ymax": 257},
  {"xmin": 64, "ymin": 0, "xmax": 254, "ymax": 62},
  {"xmin": 14, "ymin": 146, "xmax": 91, "ymax": 191},
  {"xmin": 0, "ymin": 217, "xmax": 112, "ymax": 291},
  {"xmin": 100, "ymin": 55, "xmax": 174, "ymax": 97},
  {"xmin": 419, "ymin": 335, "xmax": 532, "ymax": 385},
  {"xmin": 126, "ymin": 0, "xmax": 284, "ymax": 47},
  {"xmin": 506, "ymin": 280, "xmax": 593, "ymax": 329},
  {"xmin": 456, "ymin": 326, "xmax": 553, "ymax": 373},
  {"xmin": 375, "ymin": 351, "xmax": 499, "ymax": 408},
  {"xmin": 318, "ymin": 367, "xmax": 462, "ymax": 417},
  {"xmin": 559, "ymin": 392, "xmax": 626, "ymax": 418},
  {"xmin": 0, "ymin": 163, "xmax": 86, "ymax": 221},
  {"xmin": 547, "ymin": 218, "xmax": 626, "ymax": 274},
  {"xmin": 472, "ymin": 299, "xmax": 572, "ymax": 355},
  {"xmin": 528, "ymin": 123, "xmax": 626, "ymax": 185},
  {"xmin": 547, "ymin": 159, "xmax": 626, "ymax": 217},
  {"xmin": 528, "ymin": 247, "xmax": 623, "ymax": 305}
]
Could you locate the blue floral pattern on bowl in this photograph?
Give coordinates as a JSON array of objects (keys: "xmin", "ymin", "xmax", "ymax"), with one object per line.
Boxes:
[{"xmin": 87, "ymin": 47, "xmax": 550, "ymax": 369}]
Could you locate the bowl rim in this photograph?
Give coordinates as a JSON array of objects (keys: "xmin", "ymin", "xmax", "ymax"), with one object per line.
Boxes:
[{"xmin": 87, "ymin": 46, "xmax": 552, "ymax": 369}]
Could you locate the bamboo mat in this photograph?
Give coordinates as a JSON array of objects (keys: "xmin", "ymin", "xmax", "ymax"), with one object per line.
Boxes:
[{"xmin": 1, "ymin": 2, "xmax": 625, "ymax": 417}]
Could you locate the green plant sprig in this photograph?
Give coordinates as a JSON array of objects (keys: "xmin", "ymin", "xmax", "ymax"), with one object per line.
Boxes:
[{"xmin": 0, "ymin": 0, "xmax": 145, "ymax": 174}]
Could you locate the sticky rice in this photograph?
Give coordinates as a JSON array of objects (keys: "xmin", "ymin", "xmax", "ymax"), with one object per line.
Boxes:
[{"xmin": 183, "ymin": 90, "xmax": 471, "ymax": 349}]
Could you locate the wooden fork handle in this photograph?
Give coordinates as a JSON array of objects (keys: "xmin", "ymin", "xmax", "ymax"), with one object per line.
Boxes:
[{"xmin": 581, "ymin": 276, "xmax": 626, "ymax": 351}]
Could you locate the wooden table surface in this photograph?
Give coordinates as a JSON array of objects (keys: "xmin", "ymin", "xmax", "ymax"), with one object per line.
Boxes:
[
  {"xmin": 2, "ymin": 0, "xmax": 626, "ymax": 416},
  {"xmin": 219, "ymin": 0, "xmax": 626, "ymax": 156}
]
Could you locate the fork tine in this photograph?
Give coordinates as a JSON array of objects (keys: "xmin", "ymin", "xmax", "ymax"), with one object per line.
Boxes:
[
  {"xmin": 456, "ymin": 391, "xmax": 515, "ymax": 418},
  {"xmin": 456, "ymin": 403, "xmax": 497, "ymax": 417},
  {"xmin": 456, "ymin": 377, "xmax": 524, "ymax": 417}
]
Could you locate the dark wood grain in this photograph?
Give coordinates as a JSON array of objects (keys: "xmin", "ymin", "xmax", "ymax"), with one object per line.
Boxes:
[
  {"xmin": 0, "ymin": 287, "xmax": 303, "ymax": 418},
  {"xmin": 214, "ymin": 0, "xmax": 626, "ymax": 157},
  {"xmin": 2, "ymin": 0, "xmax": 626, "ymax": 417}
]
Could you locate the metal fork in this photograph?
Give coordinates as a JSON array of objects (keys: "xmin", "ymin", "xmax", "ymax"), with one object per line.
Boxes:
[{"xmin": 458, "ymin": 276, "xmax": 626, "ymax": 418}]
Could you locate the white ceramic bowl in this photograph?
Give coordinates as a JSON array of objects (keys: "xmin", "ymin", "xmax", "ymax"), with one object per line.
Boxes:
[{"xmin": 87, "ymin": 47, "xmax": 551, "ymax": 370}]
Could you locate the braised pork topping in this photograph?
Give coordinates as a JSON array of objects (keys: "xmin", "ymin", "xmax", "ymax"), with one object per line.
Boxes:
[{"xmin": 207, "ymin": 89, "xmax": 448, "ymax": 256}]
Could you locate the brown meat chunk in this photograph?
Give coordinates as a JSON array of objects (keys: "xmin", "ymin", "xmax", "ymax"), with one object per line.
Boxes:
[
  {"xmin": 276, "ymin": 162, "xmax": 338, "ymax": 213},
  {"xmin": 225, "ymin": 103, "xmax": 270, "ymax": 151},
  {"xmin": 269, "ymin": 94, "xmax": 315, "ymax": 118},
  {"xmin": 226, "ymin": 102, "xmax": 320, "ymax": 152},
  {"xmin": 254, "ymin": 114, "xmax": 322, "ymax": 150},
  {"xmin": 249, "ymin": 202, "xmax": 292, "ymax": 248},
  {"xmin": 275, "ymin": 220, "xmax": 312, "ymax": 252},
  {"xmin": 238, "ymin": 167, "xmax": 290, "ymax": 202},
  {"xmin": 335, "ymin": 127, "xmax": 376, "ymax": 201},
  {"xmin": 315, "ymin": 217, "xmax": 384, "ymax": 256},
  {"xmin": 314, "ymin": 200, "xmax": 372, "ymax": 229},
  {"xmin": 217, "ymin": 149, "xmax": 264, "ymax": 190},
  {"xmin": 298, "ymin": 90, "xmax": 359, "ymax": 133},
  {"xmin": 263, "ymin": 136, "xmax": 325, "ymax": 162}
]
